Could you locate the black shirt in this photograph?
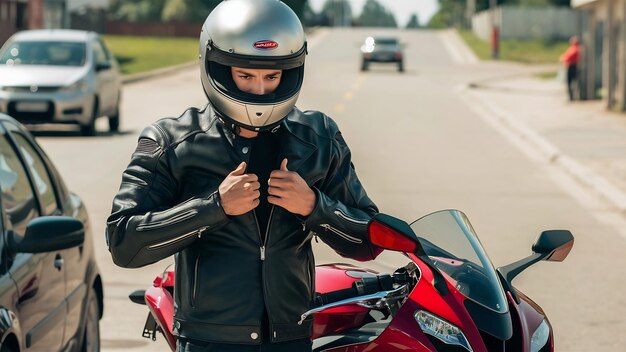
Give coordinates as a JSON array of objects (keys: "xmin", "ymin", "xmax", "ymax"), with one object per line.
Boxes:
[{"xmin": 246, "ymin": 130, "xmax": 281, "ymax": 243}]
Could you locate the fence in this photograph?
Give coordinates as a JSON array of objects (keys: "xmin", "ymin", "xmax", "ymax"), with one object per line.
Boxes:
[
  {"xmin": 103, "ymin": 20, "xmax": 201, "ymax": 37},
  {"xmin": 472, "ymin": 6, "xmax": 582, "ymax": 41}
]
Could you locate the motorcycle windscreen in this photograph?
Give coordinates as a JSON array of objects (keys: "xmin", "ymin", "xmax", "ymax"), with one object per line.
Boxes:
[
  {"xmin": 410, "ymin": 210, "xmax": 513, "ymax": 339},
  {"xmin": 409, "ymin": 210, "xmax": 509, "ymax": 314}
]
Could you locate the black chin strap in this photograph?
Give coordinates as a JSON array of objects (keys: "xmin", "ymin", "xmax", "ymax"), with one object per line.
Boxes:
[{"xmin": 215, "ymin": 113, "xmax": 282, "ymax": 136}]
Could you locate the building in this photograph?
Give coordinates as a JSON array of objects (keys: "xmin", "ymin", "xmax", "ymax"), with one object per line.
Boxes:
[
  {"xmin": 1, "ymin": 0, "xmax": 27, "ymax": 45},
  {"xmin": 0, "ymin": 0, "xmax": 68, "ymax": 46},
  {"xmin": 574, "ymin": 0, "xmax": 626, "ymax": 112}
]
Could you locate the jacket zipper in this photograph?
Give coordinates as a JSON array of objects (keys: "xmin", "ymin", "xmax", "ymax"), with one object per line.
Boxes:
[
  {"xmin": 307, "ymin": 251, "xmax": 314, "ymax": 301},
  {"xmin": 147, "ymin": 226, "xmax": 208, "ymax": 250},
  {"xmin": 334, "ymin": 209, "xmax": 369, "ymax": 225},
  {"xmin": 253, "ymin": 210, "xmax": 264, "ymax": 260},
  {"xmin": 136, "ymin": 210, "xmax": 198, "ymax": 231},
  {"xmin": 191, "ymin": 255, "xmax": 200, "ymax": 306},
  {"xmin": 320, "ymin": 224, "xmax": 363, "ymax": 244},
  {"xmin": 255, "ymin": 206, "xmax": 276, "ymax": 340}
]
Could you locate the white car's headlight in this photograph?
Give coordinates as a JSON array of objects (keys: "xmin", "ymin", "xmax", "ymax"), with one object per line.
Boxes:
[
  {"xmin": 60, "ymin": 79, "xmax": 87, "ymax": 92},
  {"xmin": 530, "ymin": 319, "xmax": 550, "ymax": 352},
  {"xmin": 414, "ymin": 310, "xmax": 473, "ymax": 351}
]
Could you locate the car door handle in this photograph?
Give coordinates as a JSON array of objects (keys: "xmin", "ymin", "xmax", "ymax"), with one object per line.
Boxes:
[{"xmin": 54, "ymin": 254, "xmax": 63, "ymax": 271}]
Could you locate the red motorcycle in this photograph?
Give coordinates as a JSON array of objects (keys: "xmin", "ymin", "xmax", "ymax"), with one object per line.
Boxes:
[{"xmin": 129, "ymin": 209, "xmax": 573, "ymax": 351}]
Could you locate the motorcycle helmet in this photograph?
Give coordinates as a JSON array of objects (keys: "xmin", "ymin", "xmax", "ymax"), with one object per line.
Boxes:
[{"xmin": 199, "ymin": 0, "xmax": 307, "ymax": 131}]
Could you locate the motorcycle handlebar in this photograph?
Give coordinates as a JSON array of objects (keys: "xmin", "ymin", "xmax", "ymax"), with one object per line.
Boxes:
[{"xmin": 314, "ymin": 273, "xmax": 404, "ymax": 307}]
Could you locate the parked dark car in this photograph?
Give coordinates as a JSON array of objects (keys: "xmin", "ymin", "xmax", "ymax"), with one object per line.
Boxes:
[
  {"xmin": 0, "ymin": 113, "xmax": 102, "ymax": 351},
  {"xmin": 360, "ymin": 36, "xmax": 404, "ymax": 72}
]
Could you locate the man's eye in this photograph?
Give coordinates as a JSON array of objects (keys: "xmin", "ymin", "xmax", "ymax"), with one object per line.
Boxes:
[
  {"xmin": 267, "ymin": 76, "xmax": 279, "ymax": 81},
  {"xmin": 238, "ymin": 75, "xmax": 251, "ymax": 80}
]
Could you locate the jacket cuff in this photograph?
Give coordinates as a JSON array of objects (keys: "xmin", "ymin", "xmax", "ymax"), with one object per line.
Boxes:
[
  {"xmin": 204, "ymin": 190, "xmax": 231, "ymax": 229},
  {"xmin": 300, "ymin": 188, "xmax": 327, "ymax": 227}
]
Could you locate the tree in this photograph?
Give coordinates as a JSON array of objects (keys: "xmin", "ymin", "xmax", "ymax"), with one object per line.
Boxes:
[
  {"xmin": 406, "ymin": 13, "xmax": 420, "ymax": 29},
  {"xmin": 161, "ymin": 0, "xmax": 188, "ymax": 21},
  {"xmin": 356, "ymin": 0, "xmax": 397, "ymax": 28},
  {"xmin": 282, "ymin": 0, "xmax": 307, "ymax": 20},
  {"xmin": 107, "ymin": 0, "xmax": 165, "ymax": 21},
  {"xmin": 427, "ymin": 0, "xmax": 465, "ymax": 28},
  {"xmin": 108, "ymin": 0, "xmax": 308, "ymax": 23},
  {"xmin": 322, "ymin": 0, "xmax": 353, "ymax": 27}
]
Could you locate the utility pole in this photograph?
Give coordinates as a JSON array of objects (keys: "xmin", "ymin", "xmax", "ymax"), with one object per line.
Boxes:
[
  {"xmin": 489, "ymin": 0, "xmax": 499, "ymax": 59},
  {"xmin": 466, "ymin": 0, "xmax": 476, "ymax": 29}
]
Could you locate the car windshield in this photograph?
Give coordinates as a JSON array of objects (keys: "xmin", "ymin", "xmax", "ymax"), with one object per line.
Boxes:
[
  {"xmin": 374, "ymin": 38, "xmax": 398, "ymax": 45},
  {"xmin": 410, "ymin": 210, "xmax": 508, "ymax": 313},
  {"xmin": 0, "ymin": 41, "xmax": 86, "ymax": 67}
]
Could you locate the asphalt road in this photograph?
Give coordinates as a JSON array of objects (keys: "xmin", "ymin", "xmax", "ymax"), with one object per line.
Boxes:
[{"xmin": 32, "ymin": 28, "xmax": 626, "ymax": 351}]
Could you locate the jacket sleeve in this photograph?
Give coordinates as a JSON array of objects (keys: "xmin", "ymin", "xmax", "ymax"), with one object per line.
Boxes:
[
  {"xmin": 303, "ymin": 117, "xmax": 382, "ymax": 261},
  {"xmin": 106, "ymin": 125, "xmax": 230, "ymax": 268}
]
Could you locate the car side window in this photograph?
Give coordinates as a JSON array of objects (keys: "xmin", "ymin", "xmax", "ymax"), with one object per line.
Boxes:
[
  {"xmin": 0, "ymin": 133, "xmax": 38, "ymax": 235},
  {"xmin": 11, "ymin": 133, "xmax": 59, "ymax": 215},
  {"xmin": 92, "ymin": 39, "xmax": 109, "ymax": 66},
  {"xmin": 97, "ymin": 38, "xmax": 113, "ymax": 62}
]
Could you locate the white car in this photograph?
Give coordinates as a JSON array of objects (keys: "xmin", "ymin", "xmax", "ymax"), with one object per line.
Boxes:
[{"xmin": 0, "ymin": 29, "xmax": 122, "ymax": 136}]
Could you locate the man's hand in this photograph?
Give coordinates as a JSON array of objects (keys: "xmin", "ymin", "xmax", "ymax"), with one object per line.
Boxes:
[
  {"xmin": 268, "ymin": 159, "xmax": 316, "ymax": 216},
  {"xmin": 219, "ymin": 162, "xmax": 260, "ymax": 216}
]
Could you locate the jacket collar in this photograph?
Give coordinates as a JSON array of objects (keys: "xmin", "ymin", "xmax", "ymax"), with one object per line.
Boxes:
[
  {"xmin": 206, "ymin": 106, "xmax": 318, "ymax": 173},
  {"xmin": 278, "ymin": 115, "xmax": 317, "ymax": 173}
]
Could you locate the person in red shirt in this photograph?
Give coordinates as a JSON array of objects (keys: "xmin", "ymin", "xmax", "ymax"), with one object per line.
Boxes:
[{"xmin": 560, "ymin": 36, "xmax": 581, "ymax": 101}]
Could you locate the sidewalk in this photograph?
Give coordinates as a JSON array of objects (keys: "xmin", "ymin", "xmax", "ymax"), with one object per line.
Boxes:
[{"xmin": 464, "ymin": 67, "xmax": 626, "ymax": 213}]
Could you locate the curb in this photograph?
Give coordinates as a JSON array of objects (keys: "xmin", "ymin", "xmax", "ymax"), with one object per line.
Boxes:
[
  {"xmin": 462, "ymin": 84, "xmax": 626, "ymax": 214},
  {"xmin": 467, "ymin": 64, "xmax": 560, "ymax": 91},
  {"xmin": 121, "ymin": 61, "xmax": 197, "ymax": 85}
]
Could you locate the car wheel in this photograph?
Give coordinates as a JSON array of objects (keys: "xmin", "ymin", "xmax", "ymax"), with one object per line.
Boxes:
[
  {"xmin": 0, "ymin": 343, "xmax": 16, "ymax": 352},
  {"xmin": 80, "ymin": 100, "xmax": 98, "ymax": 136},
  {"xmin": 81, "ymin": 287, "xmax": 100, "ymax": 352},
  {"xmin": 108, "ymin": 109, "xmax": 120, "ymax": 133}
]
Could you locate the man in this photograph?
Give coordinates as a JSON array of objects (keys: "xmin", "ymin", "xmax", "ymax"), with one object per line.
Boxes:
[
  {"xmin": 106, "ymin": 1, "xmax": 380, "ymax": 351},
  {"xmin": 560, "ymin": 36, "xmax": 581, "ymax": 101}
]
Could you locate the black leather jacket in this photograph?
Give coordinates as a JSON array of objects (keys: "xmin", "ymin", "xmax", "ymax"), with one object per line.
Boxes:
[{"xmin": 106, "ymin": 105, "xmax": 379, "ymax": 344}]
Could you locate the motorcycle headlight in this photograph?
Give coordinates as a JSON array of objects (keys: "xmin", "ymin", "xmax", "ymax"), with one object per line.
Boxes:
[
  {"xmin": 60, "ymin": 79, "xmax": 87, "ymax": 92},
  {"xmin": 530, "ymin": 319, "xmax": 550, "ymax": 352},
  {"xmin": 414, "ymin": 310, "xmax": 473, "ymax": 352}
]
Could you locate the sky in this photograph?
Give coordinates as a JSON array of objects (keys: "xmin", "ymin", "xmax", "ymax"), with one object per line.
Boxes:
[{"xmin": 308, "ymin": 0, "xmax": 440, "ymax": 27}]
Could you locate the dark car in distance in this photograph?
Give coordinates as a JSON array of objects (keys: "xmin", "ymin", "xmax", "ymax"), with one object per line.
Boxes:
[
  {"xmin": 0, "ymin": 112, "xmax": 102, "ymax": 351},
  {"xmin": 360, "ymin": 36, "xmax": 404, "ymax": 72}
]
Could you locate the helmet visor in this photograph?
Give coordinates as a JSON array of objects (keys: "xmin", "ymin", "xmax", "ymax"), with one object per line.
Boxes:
[
  {"xmin": 206, "ymin": 43, "xmax": 306, "ymax": 70},
  {"xmin": 207, "ymin": 60, "xmax": 303, "ymax": 105}
]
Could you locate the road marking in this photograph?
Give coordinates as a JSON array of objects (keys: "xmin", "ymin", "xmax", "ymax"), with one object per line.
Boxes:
[
  {"xmin": 334, "ymin": 74, "xmax": 367, "ymax": 114},
  {"xmin": 459, "ymin": 85, "xmax": 626, "ymax": 240},
  {"xmin": 439, "ymin": 30, "xmax": 479, "ymax": 65}
]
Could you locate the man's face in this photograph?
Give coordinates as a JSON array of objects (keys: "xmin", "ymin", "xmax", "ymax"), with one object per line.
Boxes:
[{"xmin": 231, "ymin": 67, "xmax": 282, "ymax": 95}]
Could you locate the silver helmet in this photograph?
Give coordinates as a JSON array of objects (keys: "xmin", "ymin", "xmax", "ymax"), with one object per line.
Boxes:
[{"xmin": 199, "ymin": 0, "xmax": 307, "ymax": 131}]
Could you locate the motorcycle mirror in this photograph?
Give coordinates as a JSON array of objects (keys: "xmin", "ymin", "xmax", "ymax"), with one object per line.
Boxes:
[
  {"xmin": 498, "ymin": 229, "xmax": 574, "ymax": 303},
  {"xmin": 532, "ymin": 229, "xmax": 574, "ymax": 262},
  {"xmin": 368, "ymin": 214, "xmax": 422, "ymax": 253}
]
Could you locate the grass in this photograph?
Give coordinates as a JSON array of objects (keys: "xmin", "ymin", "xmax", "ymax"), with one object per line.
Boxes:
[
  {"xmin": 534, "ymin": 71, "xmax": 558, "ymax": 80},
  {"xmin": 102, "ymin": 35, "xmax": 198, "ymax": 75},
  {"xmin": 458, "ymin": 30, "xmax": 570, "ymax": 64}
]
